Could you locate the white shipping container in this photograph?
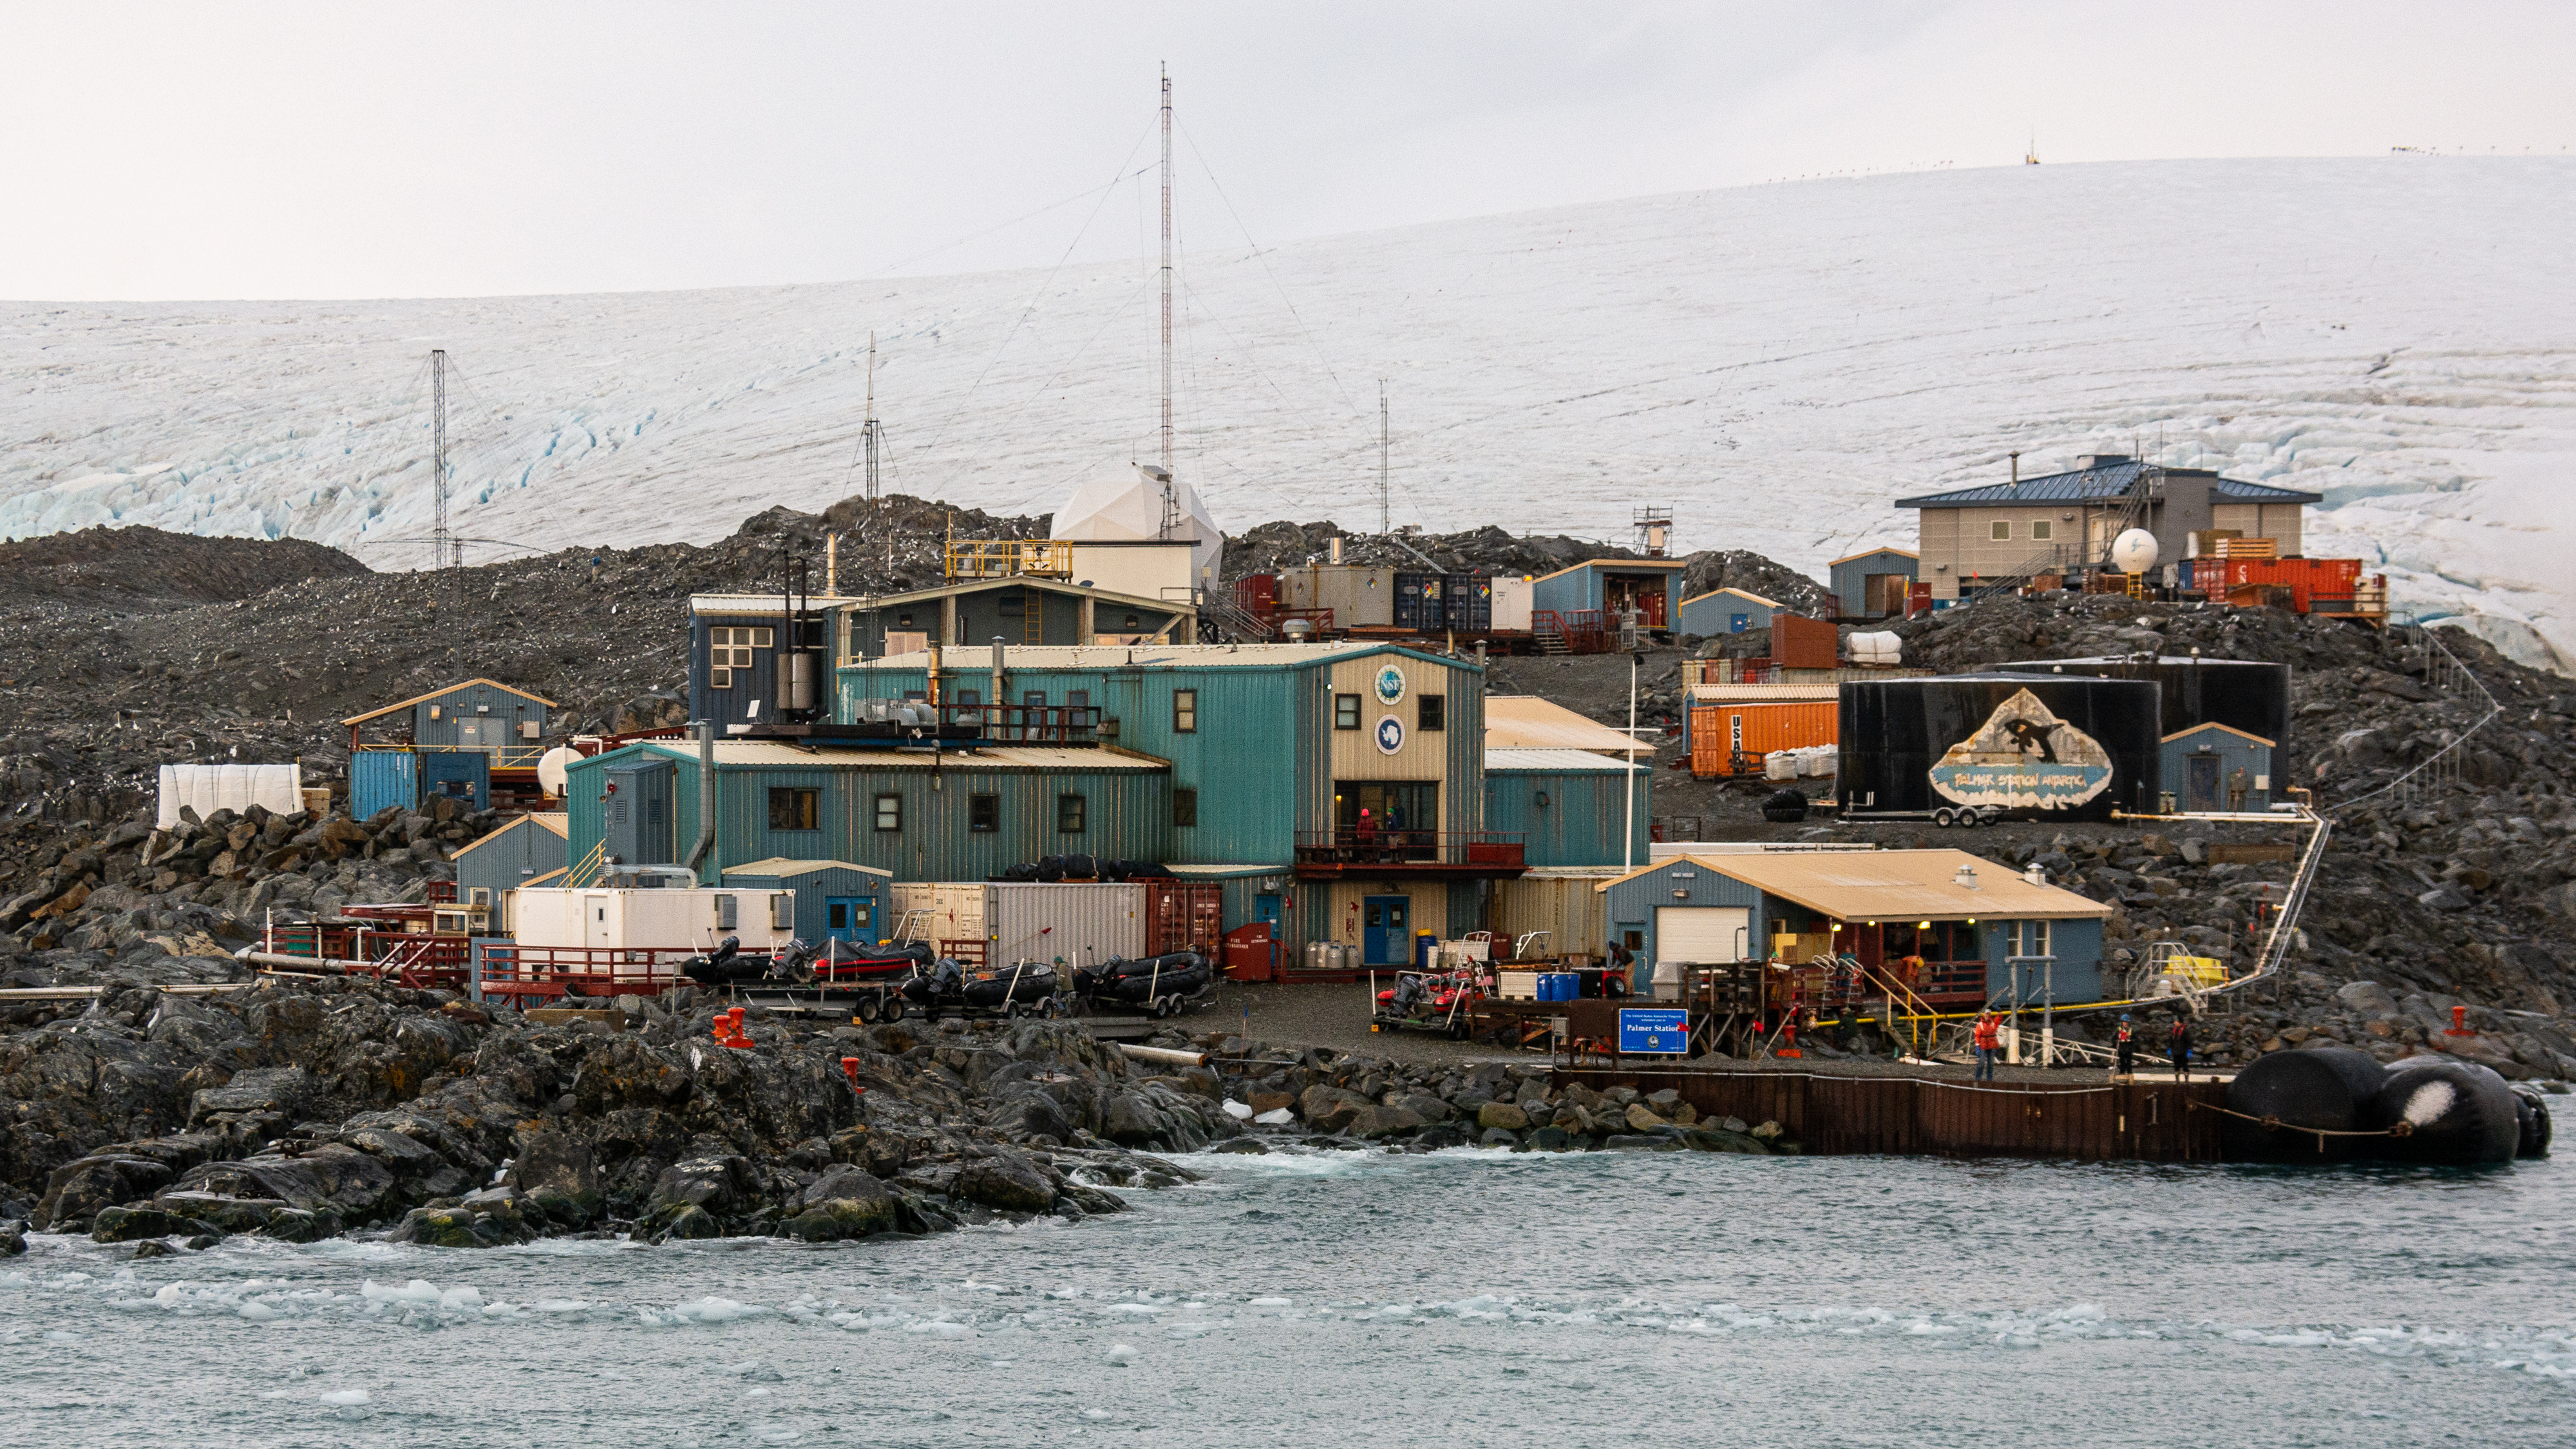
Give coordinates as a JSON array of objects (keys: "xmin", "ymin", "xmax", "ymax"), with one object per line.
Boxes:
[
  {"xmin": 1492, "ymin": 576, "xmax": 1535, "ymax": 632},
  {"xmin": 987, "ymin": 882, "xmax": 1145, "ymax": 969},
  {"xmin": 886, "ymin": 883, "xmax": 989, "ymax": 948},
  {"xmin": 508, "ymin": 886, "xmax": 797, "ymax": 959},
  {"xmin": 1491, "ymin": 871, "xmax": 1616, "ymax": 961}
]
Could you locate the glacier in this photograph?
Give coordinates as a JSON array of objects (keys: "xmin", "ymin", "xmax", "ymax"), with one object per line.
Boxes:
[{"xmin": 3, "ymin": 155, "xmax": 2570, "ymax": 669}]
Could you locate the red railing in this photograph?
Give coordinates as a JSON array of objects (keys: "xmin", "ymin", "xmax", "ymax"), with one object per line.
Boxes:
[
  {"xmin": 1293, "ymin": 829, "xmax": 1526, "ymax": 869},
  {"xmin": 1531, "ymin": 609, "xmax": 1611, "ymax": 654},
  {"xmin": 477, "ymin": 944, "xmax": 752, "ymax": 1001},
  {"xmin": 260, "ymin": 918, "xmax": 470, "ymax": 989}
]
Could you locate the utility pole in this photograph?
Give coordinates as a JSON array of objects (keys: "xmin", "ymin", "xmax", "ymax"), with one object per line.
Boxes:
[
  {"xmin": 1378, "ymin": 380, "xmax": 1390, "ymax": 538},
  {"xmin": 1158, "ymin": 64, "xmax": 1175, "ymax": 480},
  {"xmin": 430, "ymin": 348, "xmax": 453, "ymax": 581}
]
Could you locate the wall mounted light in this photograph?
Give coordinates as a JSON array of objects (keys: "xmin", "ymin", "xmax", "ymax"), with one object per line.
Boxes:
[{"xmin": 1534, "ymin": 790, "xmax": 1551, "ymax": 808}]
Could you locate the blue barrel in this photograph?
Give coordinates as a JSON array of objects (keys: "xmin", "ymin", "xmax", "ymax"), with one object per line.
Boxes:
[{"xmin": 1415, "ymin": 932, "xmax": 1438, "ymax": 970}]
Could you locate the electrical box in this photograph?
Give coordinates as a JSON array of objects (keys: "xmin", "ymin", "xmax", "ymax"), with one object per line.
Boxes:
[
  {"xmin": 713, "ymin": 894, "xmax": 737, "ymax": 931},
  {"xmin": 770, "ymin": 893, "xmax": 794, "ymax": 931}
]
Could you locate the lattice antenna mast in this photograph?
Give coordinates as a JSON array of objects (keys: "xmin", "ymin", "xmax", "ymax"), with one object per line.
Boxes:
[
  {"xmin": 430, "ymin": 348, "xmax": 453, "ymax": 578},
  {"xmin": 1158, "ymin": 63, "xmax": 1175, "ymax": 492},
  {"xmin": 863, "ymin": 330, "xmax": 887, "ymax": 574}
]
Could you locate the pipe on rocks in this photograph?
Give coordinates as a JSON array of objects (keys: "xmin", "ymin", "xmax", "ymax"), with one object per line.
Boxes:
[
  {"xmin": 683, "ymin": 718, "xmax": 717, "ymax": 876},
  {"xmin": 1118, "ymin": 1043, "xmax": 1209, "ymax": 1068},
  {"xmin": 235, "ymin": 950, "xmax": 364, "ymax": 973}
]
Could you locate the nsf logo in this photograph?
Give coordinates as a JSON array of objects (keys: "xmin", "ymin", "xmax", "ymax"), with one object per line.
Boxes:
[
  {"xmin": 1373, "ymin": 664, "xmax": 1406, "ymax": 705},
  {"xmin": 1374, "ymin": 715, "xmax": 1406, "ymax": 755}
]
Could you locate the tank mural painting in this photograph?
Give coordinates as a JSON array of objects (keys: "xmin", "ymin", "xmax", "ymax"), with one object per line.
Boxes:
[{"xmin": 1928, "ymin": 689, "xmax": 2116, "ymax": 811}]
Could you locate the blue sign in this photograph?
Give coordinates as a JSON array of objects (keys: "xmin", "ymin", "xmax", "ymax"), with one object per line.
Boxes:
[
  {"xmin": 1618, "ymin": 1007, "xmax": 1690, "ymax": 1055},
  {"xmin": 1374, "ymin": 714, "xmax": 1406, "ymax": 755}
]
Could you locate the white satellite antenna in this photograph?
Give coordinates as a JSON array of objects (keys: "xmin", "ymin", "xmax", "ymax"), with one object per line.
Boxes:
[
  {"xmin": 536, "ymin": 746, "xmax": 579, "ymax": 798},
  {"xmin": 2110, "ymin": 529, "xmax": 2161, "ymax": 576}
]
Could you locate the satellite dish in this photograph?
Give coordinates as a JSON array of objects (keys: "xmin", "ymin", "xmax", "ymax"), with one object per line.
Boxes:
[
  {"xmin": 2110, "ymin": 528, "xmax": 2161, "ymax": 575},
  {"xmin": 536, "ymin": 746, "xmax": 578, "ymax": 797}
]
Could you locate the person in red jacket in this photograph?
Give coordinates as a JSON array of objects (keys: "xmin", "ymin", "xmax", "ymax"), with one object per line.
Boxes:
[{"xmin": 1972, "ymin": 1011, "xmax": 2002, "ymax": 1081}]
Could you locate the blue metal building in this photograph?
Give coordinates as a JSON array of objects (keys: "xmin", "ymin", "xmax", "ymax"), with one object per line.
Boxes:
[
  {"xmin": 341, "ymin": 677, "xmax": 556, "ymax": 818},
  {"xmin": 2160, "ymin": 724, "xmax": 2273, "ymax": 813},
  {"xmin": 1527, "ymin": 559, "xmax": 1689, "ymax": 634},
  {"xmin": 1597, "ymin": 848, "xmax": 2112, "ymax": 1004},
  {"xmin": 1828, "ymin": 548, "xmax": 1918, "ymax": 619},
  {"xmin": 1481, "ymin": 748, "xmax": 1649, "ymax": 869},
  {"xmin": 720, "ymin": 857, "xmax": 896, "ymax": 945},
  {"xmin": 1676, "ymin": 587, "xmax": 1781, "ymax": 637},
  {"xmin": 451, "ymin": 812, "xmax": 569, "ymax": 920}
]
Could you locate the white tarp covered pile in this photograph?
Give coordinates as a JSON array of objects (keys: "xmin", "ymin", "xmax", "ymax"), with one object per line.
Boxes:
[
  {"xmin": 157, "ymin": 763, "xmax": 304, "ymax": 829},
  {"xmin": 1763, "ymin": 745, "xmax": 1837, "ymax": 781}
]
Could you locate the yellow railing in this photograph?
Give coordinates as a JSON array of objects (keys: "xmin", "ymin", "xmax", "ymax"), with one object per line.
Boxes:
[
  {"xmin": 943, "ymin": 539, "xmax": 1074, "ymax": 580},
  {"xmin": 352, "ymin": 741, "xmax": 550, "ymax": 769},
  {"xmin": 567, "ymin": 839, "xmax": 607, "ymax": 889}
]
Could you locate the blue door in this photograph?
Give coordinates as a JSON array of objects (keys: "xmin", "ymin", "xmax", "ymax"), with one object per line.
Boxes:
[
  {"xmin": 1362, "ymin": 895, "xmax": 1411, "ymax": 966},
  {"xmin": 1730, "ymin": 612, "xmax": 1750, "ymax": 632},
  {"xmin": 1254, "ymin": 894, "xmax": 1282, "ymax": 931},
  {"xmin": 825, "ymin": 896, "xmax": 871, "ymax": 945}
]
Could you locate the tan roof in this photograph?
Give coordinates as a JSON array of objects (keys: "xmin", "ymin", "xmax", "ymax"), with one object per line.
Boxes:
[
  {"xmin": 447, "ymin": 811, "xmax": 567, "ymax": 859},
  {"xmin": 858, "ymin": 641, "xmax": 1428, "ymax": 670},
  {"xmin": 1687, "ymin": 683, "xmax": 1841, "ymax": 705},
  {"xmin": 341, "ymin": 677, "xmax": 558, "ymax": 727},
  {"xmin": 1484, "ymin": 748, "xmax": 1644, "ymax": 774},
  {"xmin": 2163, "ymin": 722, "xmax": 2275, "ymax": 747},
  {"xmin": 1484, "ymin": 696, "xmax": 1647, "ymax": 756},
  {"xmin": 1830, "ymin": 547, "xmax": 1918, "ymax": 566},
  {"xmin": 722, "ymin": 857, "xmax": 895, "ymax": 880},
  {"xmin": 1530, "ymin": 558, "xmax": 1690, "ymax": 584},
  {"xmin": 1592, "ymin": 849, "xmax": 2110, "ymax": 922},
  {"xmin": 1681, "ymin": 587, "xmax": 1780, "ymax": 609}
]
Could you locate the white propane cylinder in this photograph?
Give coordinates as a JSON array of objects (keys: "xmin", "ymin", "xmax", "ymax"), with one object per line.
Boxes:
[{"xmin": 2110, "ymin": 528, "xmax": 2161, "ymax": 576}]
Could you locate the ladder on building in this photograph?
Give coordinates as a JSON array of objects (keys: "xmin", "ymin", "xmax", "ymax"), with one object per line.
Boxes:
[{"xmin": 1018, "ymin": 587, "xmax": 1045, "ymax": 645}]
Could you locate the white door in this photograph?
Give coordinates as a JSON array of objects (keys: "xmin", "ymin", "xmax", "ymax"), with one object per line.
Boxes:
[
  {"xmin": 585, "ymin": 895, "xmax": 612, "ymax": 949},
  {"xmin": 458, "ymin": 719, "xmax": 484, "ymax": 750},
  {"xmin": 1656, "ymin": 906, "xmax": 1750, "ymax": 966}
]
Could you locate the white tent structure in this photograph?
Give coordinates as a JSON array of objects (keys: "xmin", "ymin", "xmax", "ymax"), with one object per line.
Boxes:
[{"xmin": 1050, "ymin": 463, "xmax": 1223, "ymax": 586}]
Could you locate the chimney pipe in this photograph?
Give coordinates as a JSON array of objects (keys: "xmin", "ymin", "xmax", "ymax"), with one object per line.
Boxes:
[
  {"xmin": 2009, "ymin": 451, "xmax": 2020, "ymax": 488},
  {"xmin": 683, "ymin": 719, "xmax": 717, "ymax": 877}
]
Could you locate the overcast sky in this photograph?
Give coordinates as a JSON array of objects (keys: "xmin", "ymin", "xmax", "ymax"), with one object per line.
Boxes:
[{"xmin": 5, "ymin": 1, "xmax": 2570, "ymax": 300}]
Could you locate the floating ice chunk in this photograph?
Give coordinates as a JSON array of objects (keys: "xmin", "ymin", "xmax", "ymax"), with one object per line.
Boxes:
[
  {"xmin": 1222, "ymin": 1100, "xmax": 1255, "ymax": 1119},
  {"xmin": 534, "ymin": 1300, "xmax": 591, "ymax": 1314},
  {"xmin": 237, "ymin": 1302, "xmax": 279, "ymax": 1323},
  {"xmin": 439, "ymin": 1286, "xmax": 484, "ymax": 1310},
  {"xmin": 1081, "ymin": 1409, "xmax": 1112, "ymax": 1420},
  {"xmin": 1247, "ymin": 1297, "xmax": 1292, "ymax": 1307},
  {"xmin": 1253, "ymin": 1108, "xmax": 1294, "ymax": 1126},
  {"xmin": 1104, "ymin": 1303, "xmax": 1164, "ymax": 1315},
  {"xmin": 1105, "ymin": 1343, "xmax": 1137, "ymax": 1364},
  {"xmin": 905, "ymin": 1320, "xmax": 972, "ymax": 1337},
  {"xmin": 2049, "ymin": 1303, "xmax": 2106, "ymax": 1323},
  {"xmin": 759, "ymin": 1432, "xmax": 802, "ymax": 1444},
  {"xmin": 361, "ymin": 1279, "xmax": 442, "ymax": 1304},
  {"xmin": 319, "ymin": 1389, "xmax": 372, "ymax": 1406},
  {"xmin": 669, "ymin": 1298, "xmax": 766, "ymax": 1323}
]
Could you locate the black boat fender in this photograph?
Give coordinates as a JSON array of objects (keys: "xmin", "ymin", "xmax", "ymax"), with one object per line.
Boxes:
[
  {"xmin": 2220, "ymin": 1046, "xmax": 2389, "ymax": 1163},
  {"xmin": 2508, "ymin": 1083, "xmax": 2553, "ymax": 1159},
  {"xmin": 2370, "ymin": 1057, "xmax": 2521, "ymax": 1166}
]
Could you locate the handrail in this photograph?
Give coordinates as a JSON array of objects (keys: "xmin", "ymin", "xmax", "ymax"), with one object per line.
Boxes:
[
  {"xmin": 567, "ymin": 839, "xmax": 608, "ymax": 889},
  {"xmin": 943, "ymin": 539, "xmax": 1074, "ymax": 580},
  {"xmin": 2329, "ymin": 626, "xmax": 2503, "ymax": 815}
]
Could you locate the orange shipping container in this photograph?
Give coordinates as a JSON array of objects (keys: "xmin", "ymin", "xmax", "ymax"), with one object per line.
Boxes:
[{"xmin": 1689, "ymin": 701, "xmax": 1838, "ymax": 777}]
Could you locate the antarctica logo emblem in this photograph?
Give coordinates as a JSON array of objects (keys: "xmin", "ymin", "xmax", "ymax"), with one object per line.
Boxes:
[
  {"xmin": 1929, "ymin": 689, "xmax": 2114, "ymax": 810},
  {"xmin": 1375, "ymin": 715, "xmax": 1406, "ymax": 755},
  {"xmin": 1373, "ymin": 664, "xmax": 1407, "ymax": 705}
]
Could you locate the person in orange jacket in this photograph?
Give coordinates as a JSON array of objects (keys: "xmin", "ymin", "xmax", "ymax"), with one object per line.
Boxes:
[{"xmin": 1972, "ymin": 1011, "xmax": 2002, "ymax": 1081}]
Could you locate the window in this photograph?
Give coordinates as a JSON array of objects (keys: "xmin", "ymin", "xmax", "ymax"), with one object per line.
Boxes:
[
  {"xmin": 955, "ymin": 689, "xmax": 980, "ymax": 708},
  {"xmin": 1023, "ymin": 691, "xmax": 1047, "ymax": 707},
  {"xmin": 1334, "ymin": 694, "xmax": 1361, "ymax": 730},
  {"xmin": 1057, "ymin": 793, "xmax": 1086, "ymax": 833},
  {"xmin": 708, "ymin": 626, "xmax": 772, "ymax": 689},
  {"xmin": 768, "ymin": 788, "xmax": 818, "ymax": 831},
  {"xmin": 969, "ymin": 793, "xmax": 999, "ymax": 833},
  {"xmin": 520, "ymin": 719, "xmax": 540, "ymax": 741},
  {"xmin": 1173, "ymin": 788, "xmax": 1197, "ymax": 828},
  {"xmin": 1173, "ymin": 688, "xmax": 1198, "ymax": 732},
  {"xmin": 2031, "ymin": 520, "xmax": 2053, "ymax": 542},
  {"xmin": 1990, "ymin": 520, "xmax": 2012, "ymax": 541},
  {"xmin": 873, "ymin": 793, "xmax": 902, "ymax": 832},
  {"xmin": 2011, "ymin": 920, "xmax": 2051, "ymax": 959},
  {"xmin": 1417, "ymin": 694, "xmax": 1445, "ymax": 732}
]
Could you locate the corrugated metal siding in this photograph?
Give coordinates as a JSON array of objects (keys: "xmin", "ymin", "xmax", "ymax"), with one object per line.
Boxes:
[
  {"xmin": 411, "ymin": 681, "xmax": 547, "ymax": 750},
  {"xmin": 565, "ymin": 743, "xmax": 705, "ymax": 882},
  {"xmin": 824, "ymin": 766, "xmax": 1169, "ymax": 884},
  {"xmin": 1602, "ymin": 862, "xmax": 1765, "ymax": 965},
  {"xmin": 2159, "ymin": 730, "xmax": 2271, "ymax": 811},
  {"xmin": 886, "ymin": 883, "xmax": 988, "ymax": 946},
  {"xmin": 1492, "ymin": 873, "xmax": 1617, "ymax": 958},
  {"xmin": 351, "ymin": 752, "xmax": 417, "ymax": 820},
  {"xmin": 988, "ymin": 883, "xmax": 1146, "ymax": 967},
  {"xmin": 455, "ymin": 819, "xmax": 568, "ymax": 904},
  {"xmin": 1830, "ymin": 551, "xmax": 1918, "ymax": 617},
  {"xmin": 1482, "ymin": 764, "xmax": 1644, "ymax": 867},
  {"xmin": 691, "ymin": 612, "xmax": 781, "ymax": 728},
  {"xmin": 721, "ymin": 864, "xmax": 882, "ymax": 944}
]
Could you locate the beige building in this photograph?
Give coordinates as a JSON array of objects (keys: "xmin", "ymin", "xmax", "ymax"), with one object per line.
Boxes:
[{"xmin": 1899, "ymin": 455, "xmax": 2322, "ymax": 600}]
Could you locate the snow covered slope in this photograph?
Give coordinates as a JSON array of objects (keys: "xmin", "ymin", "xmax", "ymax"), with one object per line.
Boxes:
[{"xmin": 4, "ymin": 156, "xmax": 2571, "ymax": 668}]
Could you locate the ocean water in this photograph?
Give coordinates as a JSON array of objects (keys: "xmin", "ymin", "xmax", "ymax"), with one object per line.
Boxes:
[{"xmin": 5, "ymin": 1106, "xmax": 2570, "ymax": 1448}]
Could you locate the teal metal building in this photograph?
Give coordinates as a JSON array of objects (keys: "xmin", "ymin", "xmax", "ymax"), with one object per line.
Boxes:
[
  {"xmin": 561, "ymin": 739, "xmax": 1170, "ymax": 886},
  {"xmin": 2160, "ymin": 724, "xmax": 2273, "ymax": 813},
  {"xmin": 720, "ymin": 857, "xmax": 895, "ymax": 945},
  {"xmin": 1481, "ymin": 748, "xmax": 1649, "ymax": 869},
  {"xmin": 1676, "ymin": 587, "xmax": 1781, "ymax": 638}
]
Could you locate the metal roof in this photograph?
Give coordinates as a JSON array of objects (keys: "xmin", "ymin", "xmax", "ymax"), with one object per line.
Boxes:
[
  {"xmin": 340, "ymin": 677, "xmax": 558, "ymax": 726},
  {"xmin": 1529, "ymin": 557, "xmax": 1690, "ymax": 584},
  {"xmin": 447, "ymin": 811, "xmax": 567, "ymax": 860},
  {"xmin": 858, "ymin": 641, "xmax": 1467, "ymax": 671},
  {"xmin": 1895, "ymin": 462, "xmax": 2322, "ymax": 509},
  {"xmin": 1162, "ymin": 862, "xmax": 1291, "ymax": 878},
  {"xmin": 1680, "ymin": 586, "xmax": 1781, "ymax": 609},
  {"xmin": 1597, "ymin": 848, "xmax": 2110, "ymax": 922},
  {"xmin": 1484, "ymin": 747, "xmax": 1644, "ymax": 775},
  {"xmin": 1829, "ymin": 546, "xmax": 1918, "ymax": 565},
  {"xmin": 721, "ymin": 857, "xmax": 895, "ymax": 879},
  {"xmin": 690, "ymin": 593, "xmax": 867, "ymax": 614},
  {"xmin": 1686, "ymin": 683, "xmax": 1841, "ymax": 704},
  {"xmin": 1484, "ymin": 696, "xmax": 1647, "ymax": 755},
  {"xmin": 2161, "ymin": 722, "xmax": 2275, "ymax": 747},
  {"xmin": 621, "ymin": 741, "xmax": 1168, "ymax": 772}
]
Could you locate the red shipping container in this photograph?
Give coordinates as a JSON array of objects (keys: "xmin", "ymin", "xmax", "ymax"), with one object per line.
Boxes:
[
  {"xmin": 1773, "ymin": 613, "xmax": 1839, "ymax": 670},
  {"xmin": 1144, "ymin": 880, "xmax": 1223, "ymax": 956},
  {"xmin": 2210, "ymin": 558, "xmax": 2363, "ymax": 612},
  {"xmin": 1689, "ymin": 701, "xmax": 1837, "ymax": 777}
]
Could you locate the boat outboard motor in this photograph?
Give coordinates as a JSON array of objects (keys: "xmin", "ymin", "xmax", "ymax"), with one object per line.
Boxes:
[
  {"xmin": 2510, "ymin": 1084, "xmax": 2554, "ymax": 1159},
  {"xmin": 681, "ymin": 935, "xmax": 749, "ymax": 987},
  {"xmin": 2372, "ymin": 1057, "xmax": 2521, "ymax": 1166},
  {"xmin": 2221, "ymin": 1046, "xmax": 2389, "ymax": 1163}
]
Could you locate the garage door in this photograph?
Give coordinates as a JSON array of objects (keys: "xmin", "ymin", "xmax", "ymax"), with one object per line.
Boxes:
[{"xmin": 1656, "ymin": 906, "xmax": 1750, "ymax": 965}]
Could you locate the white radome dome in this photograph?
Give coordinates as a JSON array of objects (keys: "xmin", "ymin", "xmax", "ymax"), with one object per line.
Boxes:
[
  {"xmin": 2110, "ymin": 527, "xmax": 2160, "ymax": 575},
  {"xmin": 1051, "ymin": 462, "xmax": 1224, "ymax": 583}
]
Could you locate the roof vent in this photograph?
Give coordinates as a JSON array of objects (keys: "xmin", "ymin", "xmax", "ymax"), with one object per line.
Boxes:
[
  {"xmin": 2076, "ymin": 453, "xmax": 2130, "ymax": 470},
  {"xmin": 1954, "ymin": 863, "xmax": 1980, "ymax": 890}
]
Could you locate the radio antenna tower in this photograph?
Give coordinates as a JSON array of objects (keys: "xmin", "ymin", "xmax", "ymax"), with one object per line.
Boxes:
[
  {"xmin": 1157, "ymin": 64, "xmax": 1176, "ymax": 509},
  {"xmin": 430, "ymin": 348, "xmax": 455, "ymax": 580},
  {"xmin": 862, "ymin": 331, "xmax": 887, "ymax": 574}
]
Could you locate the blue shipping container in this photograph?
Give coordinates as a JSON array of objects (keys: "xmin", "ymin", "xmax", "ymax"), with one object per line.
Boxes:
[{"xmin": 351, "ymin": 751, "xmax": 418, "ymax": 822}]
